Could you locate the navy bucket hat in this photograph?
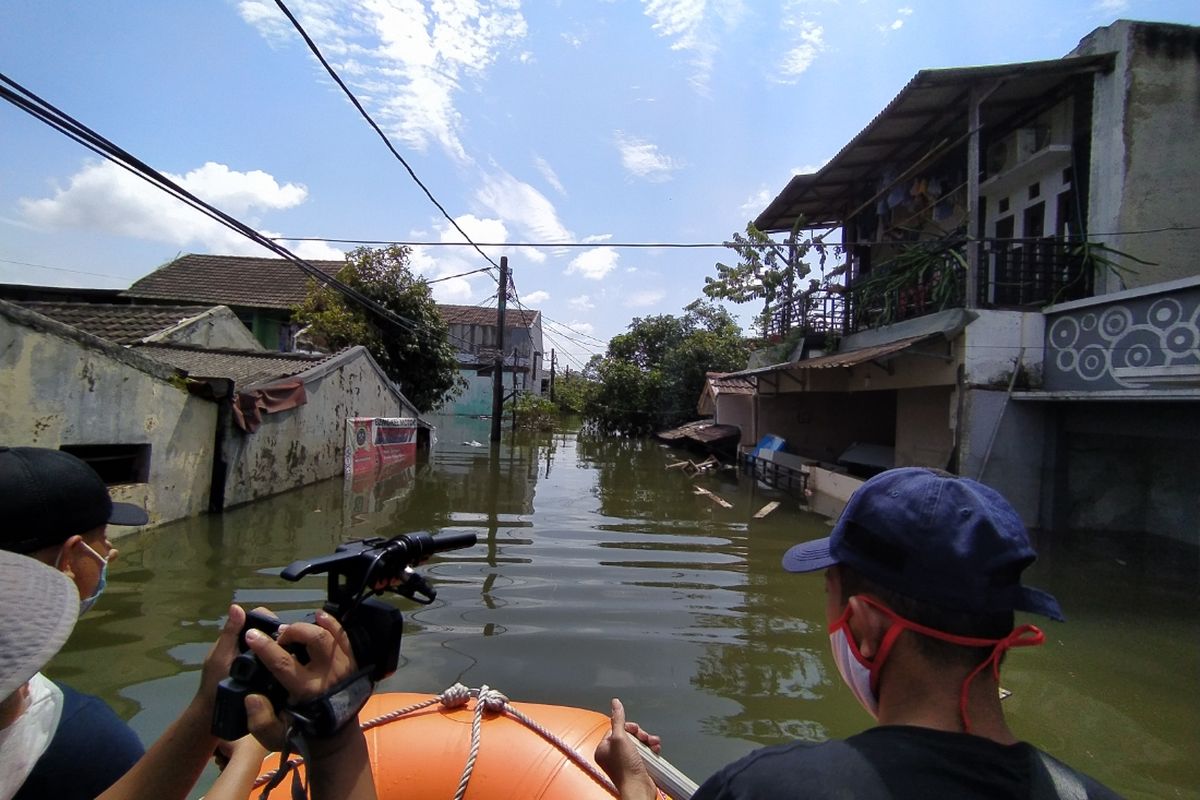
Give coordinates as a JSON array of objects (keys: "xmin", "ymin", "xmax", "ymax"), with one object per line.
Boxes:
[{"xmin": 783, "ymin": 467, "xmax": 1064, "ymax": 621}]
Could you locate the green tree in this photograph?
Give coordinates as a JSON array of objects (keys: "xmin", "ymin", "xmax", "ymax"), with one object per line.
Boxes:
[
  {"xmin": 293, "ymin": 245, "xmax": 463, "ymax": 413},
  {"xmin": 703, "ymin": 221, "xmax": 818, "ymax": 337},
  {"xmin": 552, "ymin": 369, "xmax": 593, "ymax": 414},
  {"xmin": 584, "ymin": 300, "xmax": 749, "ymax": 435}
]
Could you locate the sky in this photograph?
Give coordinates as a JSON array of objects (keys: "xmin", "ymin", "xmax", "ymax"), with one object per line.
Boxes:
[{"xmin": 2, "ymin": 1, "xmax": 1198, "ymax": 370}]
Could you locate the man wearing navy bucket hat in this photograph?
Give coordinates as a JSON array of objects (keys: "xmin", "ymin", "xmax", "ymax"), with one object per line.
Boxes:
[{"xmin": 600, "ymin": 468, "xmax": 1122, "ymax": 799}]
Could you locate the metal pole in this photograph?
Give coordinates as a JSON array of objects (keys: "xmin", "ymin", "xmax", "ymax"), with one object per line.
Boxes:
[{"xmin": 490, "ymin": 256, "xmax": 508, "ymax": 443}]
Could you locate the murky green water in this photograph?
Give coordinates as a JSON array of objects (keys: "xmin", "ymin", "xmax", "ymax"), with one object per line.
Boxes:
[{"xmin": 47, "ymin": 414, "xmax": 1199, "ymax": 799}]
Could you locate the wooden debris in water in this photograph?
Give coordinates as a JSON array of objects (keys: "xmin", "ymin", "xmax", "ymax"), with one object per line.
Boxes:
[
  {"xmin": 753, "ymin": 501, "xmax": 781, "ymax": 519},
  {"xmin": 666, "ymin": 460, "xmax": 690, "ymax": 470},
  {"xmin": 694, "ymin": 486, "xmax": 733, "ymax": 508}
]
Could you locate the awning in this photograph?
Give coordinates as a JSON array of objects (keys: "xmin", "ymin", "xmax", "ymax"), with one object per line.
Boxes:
[{"xmin": 726, "ymin": 333, "xmax": 949, "ymax": 380}]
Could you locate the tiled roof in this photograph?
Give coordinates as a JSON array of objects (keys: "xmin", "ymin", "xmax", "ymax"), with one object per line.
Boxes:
[
  {"xmin": 705, "ymin": 372, "xmax": 755, "ymax": 394},
  {"xmin": 133, "ymin": 343, "xmax": 335, "ymax": 387},
  {"xmin": 18, "ymin": 302, "xmax": 215, "ymax": 345},
  {"xmin": 438, "ymin": 304, "xmax": 539, "ymax": 327},
  {"xmin": 123, "ymin": 254, "xmax": 344, "ymax": 310}
]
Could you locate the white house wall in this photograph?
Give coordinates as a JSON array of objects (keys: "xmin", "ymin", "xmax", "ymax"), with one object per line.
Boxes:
[
  {"xmin": 144, "ymin": 305, "xmax": 264, "ymax": 350},
  {"xmin": 962, "ymin": 310, "xmax": 1045, "ymax": 387},
  {"xmin": 0, "ymin": 308, "xmax": 217, "ymax": 529},
  {"xmin": 222, "ymin": 351, "xmax": 406, "ymax": 507},
  {"xmin": 714, "ymin": 394, "xmax": 755, "ymax": 447}
]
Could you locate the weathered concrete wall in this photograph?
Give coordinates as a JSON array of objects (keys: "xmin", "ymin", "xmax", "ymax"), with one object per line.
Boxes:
[
  {"xmin": 963, "ymin": 310, "xmax": 1045, "ymax": 388},
  {"xmin": 960, "ymin": 389, "xmax": 1048, "ymax": 526},
  {"xmin": 222, "ymin": 348, "xmax": 407, "ymax": 507},
  {"xmin": 144, "ymin": 305, "xmax": 263, "ymax": 350},
  {"xmin": 444, "ymin": 370, "xmax": 494, "ymax": 417},
  {"xmin": 1075, "ymin": 21, "xmax": 1200, "ymax": 290},
  {"xmin": 0, "ymin": 305, "xmax": 216, "ymax": 529},
  {"xmin": 895, "ymin": 386, "xmax": 955, "ymax": 469}
]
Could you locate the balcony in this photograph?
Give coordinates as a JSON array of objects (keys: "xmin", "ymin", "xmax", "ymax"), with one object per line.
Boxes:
[{"xmin": 766, "ymin": 237, "xmax": 1096, "ymax": 336}]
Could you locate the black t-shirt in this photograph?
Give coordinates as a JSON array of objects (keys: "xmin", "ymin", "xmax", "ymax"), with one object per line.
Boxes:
[
  {"xmin": 692, "ymin": 726, "xmax": 1123, "ymax": 800},
  {"xmin": 14, "ymin": 681, "xmax": 145, "ymax": 800}
]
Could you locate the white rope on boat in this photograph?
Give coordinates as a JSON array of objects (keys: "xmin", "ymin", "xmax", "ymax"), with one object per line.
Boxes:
[{"xmin": 249, "ymin": 682, "xmax": 621, "ymax": 798}]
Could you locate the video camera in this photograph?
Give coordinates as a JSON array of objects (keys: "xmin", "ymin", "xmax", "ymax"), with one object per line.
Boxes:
[{"xmin": 212, "ymin": 531, "xmax": 476, "ymax": 740}]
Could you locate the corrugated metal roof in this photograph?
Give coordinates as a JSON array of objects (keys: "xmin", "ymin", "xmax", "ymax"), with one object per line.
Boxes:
[
  {"xmin": 124, "ymin": 254, "xmax": 344, "ymax": 310},
  {"xmin": 16, "ymin": 302, "xmax": 214, "ymax": 345},
  {"xmin": 727, "ymin": 333, "xmax": 943, "ymax": 378},
  {"xmin": 133, "ymin": 343, "xmax": 336, "ymax": 387},
  {"xmin": 755, "ymin": 53, "xmax": 1115, "ymax": 232}
]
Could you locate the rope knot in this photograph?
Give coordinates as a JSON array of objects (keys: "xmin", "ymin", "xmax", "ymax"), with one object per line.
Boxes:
[
  {"xmin": 477, "ymin": 685, "xmax": 509, "ymax": 714},
  {"xmin": 439, "ymin": 683, "xmax": 472, "ymax": 709}
]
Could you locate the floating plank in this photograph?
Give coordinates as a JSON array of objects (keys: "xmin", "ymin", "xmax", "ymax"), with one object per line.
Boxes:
[
  {"xmin": 666, "ymin": 460, "xmax": 690, "ymax": 470},
  {"xmin": 753, "ymin": 501, "xmax": 781, "ymax": 519},
  {"xmin": 694, "ymin": 486, "xmax": 733, "ymax": 508}
]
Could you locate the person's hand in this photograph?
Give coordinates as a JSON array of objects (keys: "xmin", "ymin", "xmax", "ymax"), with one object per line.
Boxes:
[
  {"xmin": 594, "ymin": 698, "xmax": 661, "ymax": 800},
  {"xmin": 213, "ymin": 734, "xmax": 268, "ymax": 772},
  {"xmin": 242, "ymin": 609, "xmax": 359, "ymax": 748},
  {"xmin": 195, "ymin": 604, "xmax": 247, "ymax": 712}
]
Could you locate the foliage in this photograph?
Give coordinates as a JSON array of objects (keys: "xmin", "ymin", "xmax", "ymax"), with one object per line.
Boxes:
[
  {"xmin": 848, "ymin": 229, "xmax": 967, "ymax": 329},
  {"xmin": 584, "ymin": 300, "xmax": 749, "ymax": 436},
  {"xmin": 505, "ymin": 393, "xmax": 559, "ymax": 431},
  {"xmin": 704, "ymin": 220, "xmax": 835, "ymax": 337},
  {"xmin": 293, "ymin": 245, "xmax": 464, "ymax": 413},
  {"xmin": 551, "ymin": 369, "xmax": 592, "ymax": 414}
]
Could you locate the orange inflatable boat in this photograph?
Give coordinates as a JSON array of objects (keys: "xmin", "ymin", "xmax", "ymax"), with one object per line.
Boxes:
[{"xmin": 242, "ymin": 685, "xmax": 695, "ymax": 799}]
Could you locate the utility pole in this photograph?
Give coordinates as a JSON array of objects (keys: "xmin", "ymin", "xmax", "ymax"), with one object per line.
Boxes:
[
  {"xmin": 510, "ymin": 347, "xmax": 518, "ymax": 434},
  {"xmin": 490, "ymin": 256, "xmax": 508, "ymax": 443},
  {"xmin": 549, "ymin": 348, "xmax": 556, "ymax": 403}
]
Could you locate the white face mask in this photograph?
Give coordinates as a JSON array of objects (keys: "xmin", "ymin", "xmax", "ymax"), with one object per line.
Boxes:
[
  {"xmin": 829, "ymin": 624, "xmax": 880, "ymax": 718},
  {"xmin": 55, "ymin": 540, "xmax": 110, "ymax": 615}
]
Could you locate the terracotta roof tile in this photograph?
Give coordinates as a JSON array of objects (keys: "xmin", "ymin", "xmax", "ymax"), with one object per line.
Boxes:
[
  {"xmin": 123, "ymin": 254, "xmax": 344, "ymax": 310},
  {"xmin": 18, "ymin": 302, "xmax": 215, "ymax": 345},
  {"xmin": 438, "ymin": 304, "xmax": 539, "ymax": 327}
]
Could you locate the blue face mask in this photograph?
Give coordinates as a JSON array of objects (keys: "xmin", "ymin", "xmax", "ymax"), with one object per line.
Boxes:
[{"xmin": 58, "ymin": 541, "xmax": 110, "ymax": 615}]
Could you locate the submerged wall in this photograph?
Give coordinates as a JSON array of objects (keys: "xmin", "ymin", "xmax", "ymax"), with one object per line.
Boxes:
[
  {"xmin": 0, "ymin": 303, "xmax": 216, "ymax": 528},
  {"xmin": 222, "ymin": 348, "xmax": 408, "ymax": 507}
]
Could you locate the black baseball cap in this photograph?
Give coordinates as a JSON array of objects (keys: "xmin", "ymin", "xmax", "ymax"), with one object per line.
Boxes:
[
  {"xmin": 0, "ymin": 446, "xmax": 149, "ymax": 554},
  {"xmin": 782, "ymin": 467, "xmax": 1063, "ymax": 621}
]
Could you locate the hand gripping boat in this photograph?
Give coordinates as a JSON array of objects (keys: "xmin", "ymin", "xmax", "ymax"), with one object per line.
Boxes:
[{"xmin": 242, "ymin": 684, "xmax": 697, "ymax": 800}]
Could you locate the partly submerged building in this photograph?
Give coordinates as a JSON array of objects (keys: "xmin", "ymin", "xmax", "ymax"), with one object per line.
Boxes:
[{"xmin": 726, "ymin": 20, "xmax": 1199, "ymax": 543}]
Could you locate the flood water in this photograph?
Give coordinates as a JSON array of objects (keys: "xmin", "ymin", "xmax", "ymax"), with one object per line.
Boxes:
[{"xmin": 47, "ymin": 414, "xmax": 1199, "ymax": 800}]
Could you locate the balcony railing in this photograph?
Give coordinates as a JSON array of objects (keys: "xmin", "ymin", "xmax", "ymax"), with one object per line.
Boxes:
[{"xmin": 767, "ymin": 237, "xmax": 1095, "ymax": 336}]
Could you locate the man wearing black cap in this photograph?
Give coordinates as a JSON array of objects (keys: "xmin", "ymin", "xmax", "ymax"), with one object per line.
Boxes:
[
  {"xmin": 0, "ymin": 446, "xmax": 149, "ymax": 800},
  {"xmin": 598, "ymin": 468, "xmax": 1121, "ymax": 799}
]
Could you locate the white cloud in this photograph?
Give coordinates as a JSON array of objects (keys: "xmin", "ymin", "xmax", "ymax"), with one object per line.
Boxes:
[
  {"xmin": 19, "ymin": 160, "xmax": 310, "ymax": 255},
  {"xmin": 569, "ymin": 294, "xmax": 595, "ymax": 310},
  {"xmin": 533, "ymin": 155, "xmax": 566, "ymax": 196},
  {"xmin": 898, "ymin": 7, "xmax": 914, "ymax": 15},
  {"xmin": 238, "ymin": 0, "xmax": 527, "ymax": 164},
  {"xmin": 615, "ymin": 132, "xmax": 683, "ymax": 182},
  {"xmin": 1093, "ymin": 0, "xmax": 1129, "ymax": 11},
  {"xmin": 408, "ymin": 213, "xmax": 510, "ymax": 303},
  {"xmin": 793, "ymin": 158, "xmax": 831, "ymax": 175},
  {"xmin": 625, "ymin": 289, "xmax": 665, "ymax": 308},
  {"xmin": 567, "ymin": 320, "xmax": 595, "ymax": 335},
  {"xmin": 523, "ymin": 290, "xmax": 550, "ymax": 304},
  {"xmin": 566, "ymin": 247, "xmax": 619, "ymax": 280},
  {"xmin": 739, "ymin": 187, "xmax": 774, "ymax": 217},
  {"xmin": 776, "ymin": 16, "xmax": 826, "ymax": 82},
  {"xmin": 641, "ymin": 0, "xmax": 745, "ymax": 90},
  {"xmin": 282, "ymin": 238, "xmax": 347, "ymax": 261},
  {"xmin": 475, "ymin": 170, "xmax": 573, "ymax": 259},
  {"xmin": 581, "ymin": 233, "xmax": 613, "ymax": 244}
]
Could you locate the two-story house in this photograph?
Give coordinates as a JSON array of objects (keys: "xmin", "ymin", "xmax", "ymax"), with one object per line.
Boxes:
[{"xmin": 727, "ymin": 20, "xmax": 1198, "ymax": 543}]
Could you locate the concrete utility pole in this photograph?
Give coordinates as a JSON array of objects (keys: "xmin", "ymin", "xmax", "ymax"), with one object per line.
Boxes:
[
  {"xmin": 549, "ymin": 348, "xmax": 556, "ymax": 403},
  {"xmin": 490, "ymin": 256, "xmax": 508, "ymax": 443}
]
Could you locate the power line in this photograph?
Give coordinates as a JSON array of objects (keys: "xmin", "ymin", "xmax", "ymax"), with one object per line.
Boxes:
[
  {"xmin": 271, "ymin": 0, "xmax": 500, "ymax": 279},
  {"xmin": 0, "ymin": 71, "xmax": 480, "ymax": 354},
  {"xmin": 0, "ymin": 257, "xmax": 129, "ymax": 281},
  {"xmin": 425, "ymin": 266, "xmax": 493, "ymax": 285}
]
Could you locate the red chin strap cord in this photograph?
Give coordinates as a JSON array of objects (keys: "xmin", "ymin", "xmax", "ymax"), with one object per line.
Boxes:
[{"xmin": 856, "ymin": 596, "xmax": 1046, "ymax": 733}]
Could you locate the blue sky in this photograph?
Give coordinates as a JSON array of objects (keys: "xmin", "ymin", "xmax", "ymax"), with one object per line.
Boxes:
[{"xmin": 2, "ymin": 1, "xmax": 1198, "ymax": 368}]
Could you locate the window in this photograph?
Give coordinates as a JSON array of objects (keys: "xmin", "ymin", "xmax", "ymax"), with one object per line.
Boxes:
[
  {"xmin": 1028, "ymin": 182, "xmax": 1040, "ymax": 200},
  {"xmin": 59, "ymin": 444, "xmax": 151, "ymax": 485},
  {"xmin": 995, "ymin": 216, "xmax": 1014, "ymax": 240},
  {"xmin": 998, "ymin": 197, "xmax": 1010, "ymax": 214},
  {"xmin": 1023, "ymin": 201, "xmax": 1046, "ymax": 239}
]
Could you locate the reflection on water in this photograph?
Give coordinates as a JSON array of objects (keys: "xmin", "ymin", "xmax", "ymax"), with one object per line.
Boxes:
[{"xmin": 47, "ymin": 414, "xmax": 1199, "ymax": 800}]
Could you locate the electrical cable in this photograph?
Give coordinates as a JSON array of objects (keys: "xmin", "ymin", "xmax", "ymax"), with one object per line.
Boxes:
[
  {"xmin": 0, "ymin": 71, "xmax": 481, "ymax": 354},
  {"xmin": 271, "ymin": 0, "xmax": 500, "ymax": 278}
]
